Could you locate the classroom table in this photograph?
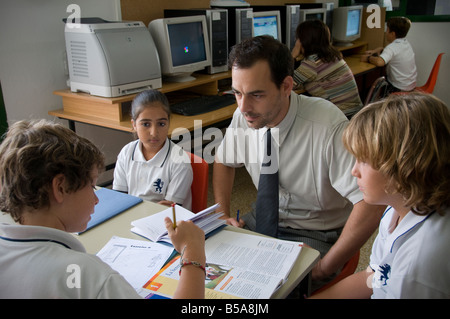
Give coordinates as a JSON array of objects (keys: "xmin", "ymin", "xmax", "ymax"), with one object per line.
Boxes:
[{"xmin": 0, "ymin": 198, "xmax": 320, "ymax": 299}]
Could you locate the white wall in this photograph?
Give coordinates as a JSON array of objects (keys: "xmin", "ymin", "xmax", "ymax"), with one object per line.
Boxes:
[
  {"xmin": 0, "ymin": 0, "xmax": 133, "ymax": 184},
  {"xmin": 406, "ymin": 22, "xmax": 450, "ymax": 105}
]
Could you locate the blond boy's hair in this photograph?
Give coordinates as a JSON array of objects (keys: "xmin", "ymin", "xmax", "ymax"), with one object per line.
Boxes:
[{"xmin": 342, "ymin": 93, "xmax": 450, "ymax": 215}]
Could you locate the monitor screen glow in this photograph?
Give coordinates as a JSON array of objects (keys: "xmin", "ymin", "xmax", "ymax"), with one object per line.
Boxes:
[
  {"xmin": 331, "ymin": 5, "xmax": 363, "ymax": 46},
  {"xmin": 148, "ymin": 15, "xmax": 211, "ymax": 82},
  {"xmin": 253, "ymin": 15, "xmax": 279, "ymax": 39},
  {"xmin": 168, "ymin": 21, "xmax": 207, "ymax": 67},
  {"xmin": 346, "ymin": 9, "xmax": 361, "ymax": 37}
]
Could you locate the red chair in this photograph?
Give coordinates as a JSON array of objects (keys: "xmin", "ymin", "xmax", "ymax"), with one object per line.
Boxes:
[
  {"xmin": 187, "ymin": 152, "xmax": 209, "ymax": 213},
  {"xmin": 415, "ymin": 53, "xmax": 444, "ymax": 94},
  {"xmin": 311, "ymin": 250, "xmax": 360, "ymax": 295}
]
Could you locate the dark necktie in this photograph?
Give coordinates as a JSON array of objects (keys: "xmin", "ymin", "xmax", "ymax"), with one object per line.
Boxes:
[{"xmin": 255, "ymin": 129, "xmax": 279, "ymax": 237}]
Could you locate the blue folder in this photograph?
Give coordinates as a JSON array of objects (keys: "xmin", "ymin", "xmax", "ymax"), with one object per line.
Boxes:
[{"xmin": 81, "ymin": 188, "xmax": 143, "ymax": 233}]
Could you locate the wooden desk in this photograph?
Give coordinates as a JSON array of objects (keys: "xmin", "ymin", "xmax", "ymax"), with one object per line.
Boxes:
[
  {"xmin": 50, "ymin": 71, "xmax": 235, "ymax": 137},
  {"xmin": 49, "ymin": 58, "xmax": 378, "ymax": 136},
  {"xmin": 48, "ymin": 101, "xmax": 237, "ymax": 138},
  {"xmin": 0, "ymin": 199, "xmax": 320, "ymax": 299},
  {"xmin": 336, "ymin": 41, "xmax": 384, "ymax": 102},
  {"xmin": 345, "ymin": 56, "xmax": 377, "ymax": 75}
]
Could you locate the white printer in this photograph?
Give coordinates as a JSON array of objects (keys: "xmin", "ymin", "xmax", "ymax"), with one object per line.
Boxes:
[{"xmin": 64, "ymin": 18, "xmax": 162, "ymax": 97}]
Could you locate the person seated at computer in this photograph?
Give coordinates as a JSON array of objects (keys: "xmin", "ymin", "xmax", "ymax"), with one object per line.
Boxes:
[
  {"xmin": 113, "ymin": 90, "xmax": 193, "ymax": 210},
  {"xmin": 291, "ymin": 20, "xmax": 363, "ymax": 118},
  {"xmin": 361, "ymin": 16, "xmax": 417, "ymax": 93}
]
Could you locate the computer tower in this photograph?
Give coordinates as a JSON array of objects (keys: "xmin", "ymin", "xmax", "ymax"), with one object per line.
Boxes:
[
  {"xmin": 164, "ymin": 9, "xmax": 228, "ymax": 74},
  {"xmin": 252, "ymin": 5, "xmax": 300, "ymax": 50},
  {"xmin": 235, "ymin": 8, "xmax": 253, "ymax": 46},
  {"xmin": 210, "ymin": 6, "xmax": 253, "ymax": 52},
  {"xmin": 288, "ymin": 2, "xmax": 334, "ymax": 37}
]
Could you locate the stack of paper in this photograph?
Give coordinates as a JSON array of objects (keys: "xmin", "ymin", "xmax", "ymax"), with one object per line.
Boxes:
[
  {"xmin": 96, "ymin": 236, "xmax": 175, "ymax": 291},
  {"xmin": 131, "ymin": 203, "xmax": 225, "ymax": 244}
]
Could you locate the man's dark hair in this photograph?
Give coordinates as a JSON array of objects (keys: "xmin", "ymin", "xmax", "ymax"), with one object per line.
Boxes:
[{"xmin": 228, "ymin": 35, "xmax": 294, "ymax": 88}]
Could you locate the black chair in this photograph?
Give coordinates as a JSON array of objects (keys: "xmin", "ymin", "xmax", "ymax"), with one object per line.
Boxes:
[{"xmin": 364, "ymin": 76, "xmax": 389, "ymax": 106}]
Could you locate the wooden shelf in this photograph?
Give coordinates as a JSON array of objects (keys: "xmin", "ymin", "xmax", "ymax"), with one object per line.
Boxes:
[
  {"xmin": 53, "ymin": 70, "xmax": 232, "ymax": 124},
  {"xmin": 51, "ymin": 59, "xmax": 379, "ymax": 136},
  {"xmin": 334, "ymin": 40, "xmax": 368, "ymax": 57},
  {"xmin": 51, "ymin": 70, "xmax": 235, "ymax": 137}
]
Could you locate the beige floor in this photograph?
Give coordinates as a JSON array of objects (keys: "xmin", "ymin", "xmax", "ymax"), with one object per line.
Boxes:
[{"xmin": 206, "ymin": 164, "xmax": 377, "ymax": 273}]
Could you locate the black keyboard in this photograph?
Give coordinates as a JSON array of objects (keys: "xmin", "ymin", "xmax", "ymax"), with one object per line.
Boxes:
[{"xmin": 170, "ymin": 94, "xmax": 236, "ymax": 116}]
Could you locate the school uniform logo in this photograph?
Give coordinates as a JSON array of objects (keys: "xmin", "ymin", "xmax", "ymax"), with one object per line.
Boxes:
[
  {"xmin": 372, "ymin": 263, "xmax": 391, "ymax": 288},
  {"xmin": 153, "ymin": 178, "xmax": 164, "ymax": 193}
]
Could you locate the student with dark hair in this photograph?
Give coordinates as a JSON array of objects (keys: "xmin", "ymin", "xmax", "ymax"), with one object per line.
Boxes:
[
  {"xmin": 361, "ymin": 17, "xmax": 417, "ymax": 93},
  {"xmin": 292, "ymin": 20, "xmax": 363, "ymax": 117},
  {"xmin": 113, "ymin": 89, "xmax": 193, "ymax": 209}
]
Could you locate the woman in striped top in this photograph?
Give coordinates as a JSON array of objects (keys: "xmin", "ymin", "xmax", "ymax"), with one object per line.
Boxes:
[{"xmin": 292, "ymin": 20, "xmax": 363, "ymax": 117}]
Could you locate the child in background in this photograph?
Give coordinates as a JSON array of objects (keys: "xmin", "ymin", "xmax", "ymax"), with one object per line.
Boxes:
[
  {"xmin": 113, "ymin": 89, "xmax": 193, "ymax": 210},
  {"xmin": 0, "ymin": 120, "xmax": 206, "ymax": 298},
  {"xmin": 292, "ymin": 19, "xmax": 363, "ymax": 117},
  {"xmin": 361, "ymin": 16, "xmax": 417, "ymax": 93},
  {"xmin": 312, "ymin": 92, "xmax": 450, "ymax": 298}
]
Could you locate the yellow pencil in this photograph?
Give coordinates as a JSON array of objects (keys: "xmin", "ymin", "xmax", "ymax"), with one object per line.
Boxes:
[{"xmin": 172, "ymin": 203, "xmax": 176, "ymax": 229}]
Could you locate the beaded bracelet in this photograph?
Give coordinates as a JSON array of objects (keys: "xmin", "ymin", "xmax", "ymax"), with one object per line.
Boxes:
[{"xmin": 179, "ymin": 246, "xmax": 206, "ymax": 276}]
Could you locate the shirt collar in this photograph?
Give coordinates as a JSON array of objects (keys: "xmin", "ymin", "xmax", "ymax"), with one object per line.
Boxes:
[
  {"xmin": 393, "ymin": 38, "xmax": 407, "ymax": 44},
  {"xmin": 386, "ymin": 208, "xmax": 433, "ymax": 253},
  {"xmin": 0, "ymin": 223, "xmax": 86, "ymax": 252},
  {"xmin": 264, "ymin": 91, "xmax": 298, "ymax": 146},
  {"xmin": 252, "ymin": 91, "xmax": 297, "ymax": 146},
  {"xmin": 133, "ymin": 138, "xmax": 170, "ymax": 167}
]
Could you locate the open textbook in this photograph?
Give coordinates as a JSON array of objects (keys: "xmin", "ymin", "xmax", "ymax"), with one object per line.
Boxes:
[
  {"xmin": 141, "ymin": 230, "xmax": 303, "ymax": 299},
  {"xmin": 131, "ymin": 203, "xmax": 225, "ymax": 244}
]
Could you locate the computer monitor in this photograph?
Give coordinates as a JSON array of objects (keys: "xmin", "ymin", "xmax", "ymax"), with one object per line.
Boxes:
[
  {"xmin": 252, "ymin": 5, "xmax": 300, "ymax": 50},
  {"xmin": 299, "ymin": 8, "xmax": 327, "ymax": 24},
  {"xmin": 148, "ymin": 15, "xmax": 211, "ymax": 82},
  {"xmin": 332, "ymin": 5, "xmax": 363, "ymax": 47},
  {"xmin": 252, "ymin": 11, "xmax": 282, "ymax": 41},
  {"xmin": 163, "ymin": 9, "xmax": 228, "ymax": 74}
]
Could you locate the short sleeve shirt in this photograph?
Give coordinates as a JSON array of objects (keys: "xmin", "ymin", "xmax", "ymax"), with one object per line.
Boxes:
[
  {"xmin": 293, "ymin": 55, "xmax": 363, "ymax": 114},
  {"xmin": 0, "ymin": 223, "xmax": 141, "ymax": 298},
  {"xmin": 370, "ymin": 206, "xmax": 450, "ymax": 298},
  {"xmin": 380, "ymin": 38, "xmax": 417, "ymax": 91},
  {"xmin": 113, "ymin": 138, "xmax": 193, "ymax": 210},
  {"xmin": 216, "ymin": 92, "xmax": 363, "ymax": 230}
]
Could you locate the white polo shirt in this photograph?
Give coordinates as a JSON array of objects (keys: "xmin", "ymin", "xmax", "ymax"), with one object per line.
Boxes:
[
  {"xmin": 113, "ymin": 138, "xmax": 192, "ymax": 210},
  {"xmin": 216, "ymin": 92, "xmax": 362, "ymax": 230},
  {"xmin": 370, "ymin": 206, "xmax": 450, "ymax": 298},
  {"xmin": 380, "ymin": 38, "xmax": 417, "ymax": 91},
  {"xmin": 0, "ymin": 223, "xmax": 141, "ymax": 298}
]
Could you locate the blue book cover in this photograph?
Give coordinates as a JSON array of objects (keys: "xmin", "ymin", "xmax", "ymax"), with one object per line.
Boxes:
[{"xmin": 81, "ymin": 188, "xmax": 143, "ymax": 233}]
